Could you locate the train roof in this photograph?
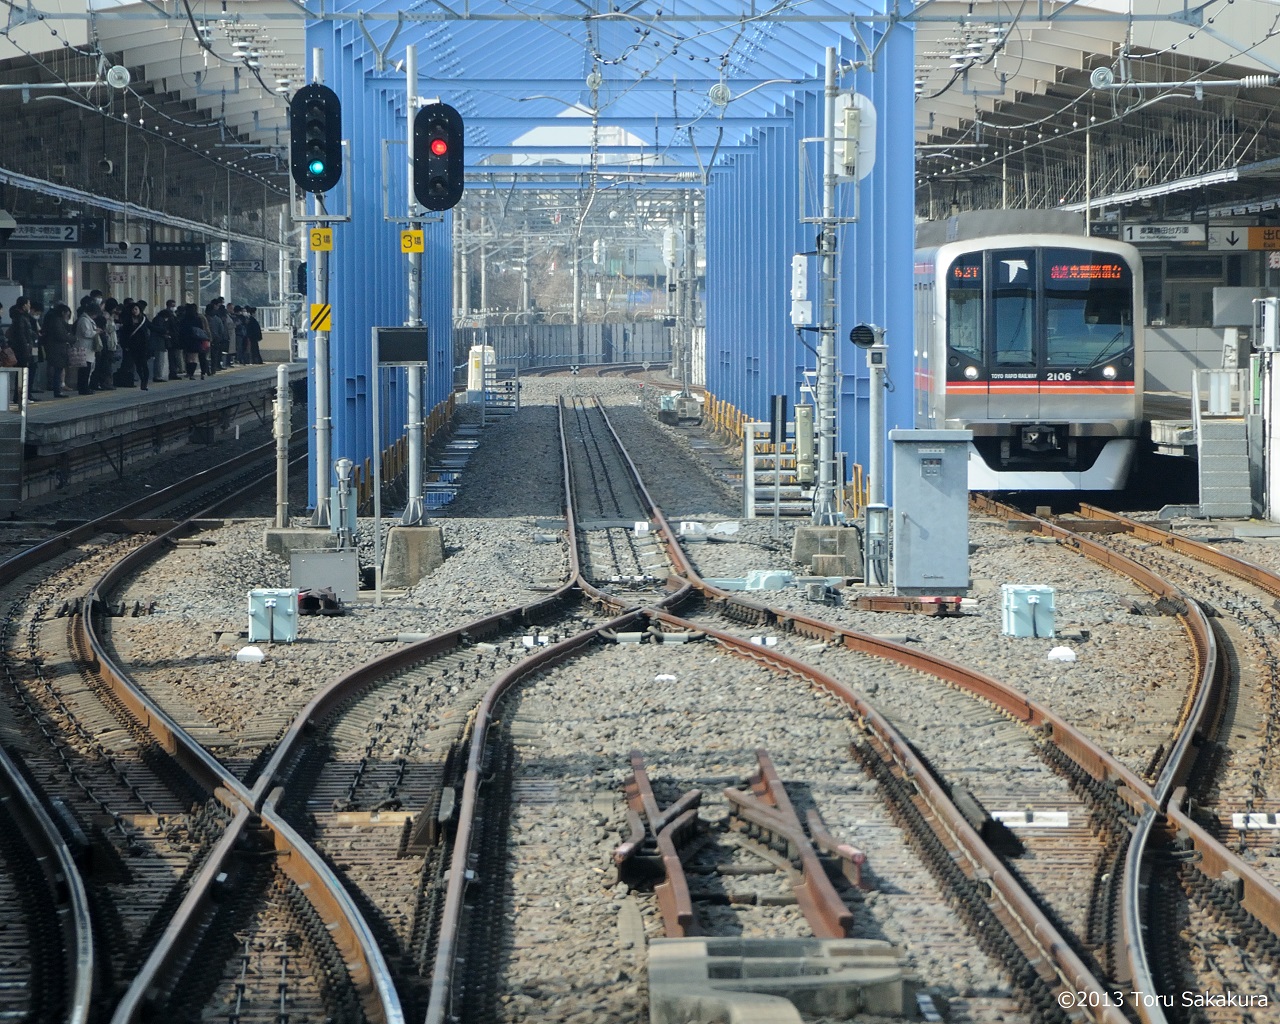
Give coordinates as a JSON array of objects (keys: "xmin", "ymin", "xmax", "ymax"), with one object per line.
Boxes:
[{"xmin": 915, "ymin": 210, "xmax": 1086, "ymax": 248}]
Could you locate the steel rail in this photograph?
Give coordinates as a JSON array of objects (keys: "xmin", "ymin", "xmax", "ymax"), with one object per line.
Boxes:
[
  {"xmin": 421, "ymin": 609, "xmax": 647, "ymax": 1024},
  {"xmin": 561, "ymin": 397, "xmax": 694, "ymax": 610},
  {"xmin": 972, "ymin": 499, "xmax": 1233, "ymax": 1024},
  {"xmin": 0, "ymin": 742, "xmax": 95, "ymax": 1024},
  {"xmin": 249, "ymin": 591, "xmax": 578, "ymax": 804},
  {"xmin": 421, "ymin": 405, "xmax": 1130, "ymax": 1024},
  {"xmin": 651, "ymin": 605, "xmax": 1129, "ymax": 1021},
  {"xmin": 977, "ymin": 497, "xmax": 1221, "ymax": 804},
  {"xmin": 0, "ymin": 436, "xmax": 300, "ymax": 1021},
  {"xmin": 1072, "ymin": 503, "xmax": 1280, "ymax": 1013},
  {"xmin": 15, "ymin": 447, "xmax": 404, "ymax": 1024},
  {"xmin": 110, "ymin": 799, "xmax": 254, "ymax": 1024}
]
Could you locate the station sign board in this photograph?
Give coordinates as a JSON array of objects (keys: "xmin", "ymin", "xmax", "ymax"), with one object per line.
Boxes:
[
  {"xmin": 81, "ymin": 242, "xmax": 207, "ymax": 266},
  {"xmin": 6, "ymin": 217, "xmax": 105, "ymax": 248},
  {"xmin": 1123, "ymin": 223, "xmax": 1207, "ymax": 244},
  {"xmin": 1208, "ymin": 226, "xmax": 1280, "ymax": 251},
  {"xmin": 209, "ymin": 258, "xmax": 266, "ymax": 272}
]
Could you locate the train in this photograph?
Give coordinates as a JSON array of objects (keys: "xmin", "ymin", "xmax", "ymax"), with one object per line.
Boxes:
[{"xmin": 913, "ymin": 228, "xmax": 1143, "ymax": 490}]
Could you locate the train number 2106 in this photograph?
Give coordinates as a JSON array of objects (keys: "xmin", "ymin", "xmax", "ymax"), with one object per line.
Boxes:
[{"xmin": 1046, "ymin": 372, "xmax": 1073, "ymax": 381}]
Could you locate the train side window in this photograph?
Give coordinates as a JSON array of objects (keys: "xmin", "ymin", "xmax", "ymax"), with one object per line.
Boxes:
[{"xmin": 992, "ymin": 249, "xmax": 1035, "ymax": 365}]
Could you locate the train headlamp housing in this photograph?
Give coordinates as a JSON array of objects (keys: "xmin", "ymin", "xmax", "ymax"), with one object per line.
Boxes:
[
  {"xmin": 963, "ymin": 365, "xmax": 980, "ymax": 380},
  {"xmin": 1101, "ymin": 365, "xmax": 1117, "ymax": 380}
]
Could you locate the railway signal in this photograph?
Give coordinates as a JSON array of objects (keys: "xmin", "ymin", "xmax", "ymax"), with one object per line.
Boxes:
[
  {"xmin": 290, "ymin": 84, "xmax": 343, "ymax": 194},
  {"xmin": 413, "ymin": 102, "xmax": 465, "ymax": 210}
]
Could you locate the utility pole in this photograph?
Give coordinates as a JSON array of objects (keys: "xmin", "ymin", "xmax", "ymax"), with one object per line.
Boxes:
[
  {"xmin": 309, "ymin": 46, "xmax": 332, "ymax": 527},
  {"xmin": 682, "ymin": 194, "xmax": 694, "ymax": 394},
  {"xmin": 401, "ymin": 43, "xmax": 425, "ymax": 526},
  {"xmin": 811, "ymin": 46, "xmax": 840, "ymax": 525}
]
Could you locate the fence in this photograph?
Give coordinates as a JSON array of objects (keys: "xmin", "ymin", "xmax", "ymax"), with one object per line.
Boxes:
[{"xmin": 453, "ymin": 322, "xmax": 672, "ymax": 376}]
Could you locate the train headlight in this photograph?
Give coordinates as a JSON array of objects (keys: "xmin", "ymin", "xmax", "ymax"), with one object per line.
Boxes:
[
  {"xmin": 963, "ymin": 365, "xmax": 979, "ymax": 380},
  {"xmin": 1102, "ymin": 365, "xmax": 1117, "ymax": 380}
]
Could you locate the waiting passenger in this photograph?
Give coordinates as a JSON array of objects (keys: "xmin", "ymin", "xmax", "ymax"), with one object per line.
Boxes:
[
  {"xmin": 43, "ymin": 304, "xmax": 73, "ymax": 398},
  {"xmin": 120, "ymin": 301, "xmax": 151, "ymax": 391}
]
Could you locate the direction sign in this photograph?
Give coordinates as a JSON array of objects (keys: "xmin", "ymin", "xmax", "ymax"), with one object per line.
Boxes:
[
  {"xmin": 1123, "ymin": 223, "xmax": 1206, "ymax": 244},
  {"xmin": 1208, "ymin": 226, "xmax": 1280, "ymax": 251},
  {"xmin": 1208, "ymin": 226, "xmax": 1249, "ymax": 251},
  {"xmin": 150, "ymin": 242, "xmax": 206, "ymax": 266},
  {"xmin": 12, "ymin": 222, "xmax": 79, "ymax": 243},
  {"xmin": 210, "ymin": 258, "xmax": 266, "ymax": 272},
  {"xmin": 82, "ymin": 243, "xmax": 150, "ymax": 264}
]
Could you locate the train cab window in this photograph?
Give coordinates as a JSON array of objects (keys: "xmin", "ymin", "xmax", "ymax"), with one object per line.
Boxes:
[
  {"xmin": 945, "ymin": 253, "xmax": 984, "ymax": 359},
  {"xmin": 1043, "ymin": 249, "xmax": 1133, "ymax": 366},
  {"xmin": 991, "ymin": 248, "xmax": 1035, "ymax": 365}
]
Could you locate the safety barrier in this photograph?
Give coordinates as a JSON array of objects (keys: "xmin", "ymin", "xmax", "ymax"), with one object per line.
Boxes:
[{"xmin": 352, "ymin": 391, "xmax": 457, "ymax": 511}]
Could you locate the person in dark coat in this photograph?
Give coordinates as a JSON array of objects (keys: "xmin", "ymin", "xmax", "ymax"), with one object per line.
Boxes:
[
  {"xmin": 244, "ymin": 306, "xmax": 264, "ymax": 364},
  {"xmin": 120, "ymin": 301, "xmax": 151, "ymax": 391},
  {"xmin": 8, "ymin": 297, "xmax": 38, "ymax": 401},
  {"xmin": 42, "ymin": 304, "xmax": 73, "ymax": 398},
  {"xmin": 154, "ymin": 299, "xmax": 180, "ymax": 380},
  {"xmin": 179, "ymin": 304, "xmax": 210, "ymax": 380}
]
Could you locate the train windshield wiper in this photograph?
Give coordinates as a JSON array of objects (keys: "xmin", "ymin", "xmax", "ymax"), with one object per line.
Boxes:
[{"xmin": 1076, "ymin": 329, "xmax": 1127, "ymax": 374}]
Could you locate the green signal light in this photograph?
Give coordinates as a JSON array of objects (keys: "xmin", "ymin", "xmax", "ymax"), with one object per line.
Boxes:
[{"xmin": 308, "ymin": 158, "xmax": 326, "ymax": 175}]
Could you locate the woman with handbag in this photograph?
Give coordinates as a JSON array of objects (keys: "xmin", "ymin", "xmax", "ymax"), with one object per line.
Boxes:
[{"xmin": 73, "ymin": 298, "xmax": 100, "ymax": 394}]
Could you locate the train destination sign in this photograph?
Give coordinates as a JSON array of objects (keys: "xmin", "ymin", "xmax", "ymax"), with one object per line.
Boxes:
[{"xmin": 1048, "ymin": 263, "xmax": 1125, "ymax": 280}]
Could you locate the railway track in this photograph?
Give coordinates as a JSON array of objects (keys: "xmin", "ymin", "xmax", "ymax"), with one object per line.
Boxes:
[
  {"xmin": 0, "ymin": 430, "xmax": 403, "ymax": 1023},
  {"xmin": 11, "ymin": 384, "xmax": 1280, "ymax": 1023},
  {"xmin": 975, "ymin": 497, "xmax": 1280, "ymax": 1024},
  {"xmin": 414, "ymin": 398, "xmax": 1147, "ymax": 1024}
]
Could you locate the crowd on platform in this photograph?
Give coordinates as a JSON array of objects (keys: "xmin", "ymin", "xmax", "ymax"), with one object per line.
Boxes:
[{"xmin": 0, "ymin": 293, "xmax": 264, "ymax": 402}]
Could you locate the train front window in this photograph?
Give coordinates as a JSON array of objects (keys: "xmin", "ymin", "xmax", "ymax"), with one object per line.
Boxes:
[
  {"xmin": 945, "ymin": 253, "xmax": 983, "ymax": 359},
  {"xmin": 1043, "ymin": 249, "xmax": 1133, "ymax": 367},
  {"xmin": 992, "ymin": 248, "xmax": 1035, "ymax": 366}
]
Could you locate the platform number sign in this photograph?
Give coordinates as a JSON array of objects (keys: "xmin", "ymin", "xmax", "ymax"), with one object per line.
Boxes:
[
  {"xmin": 310, "ymin": 228, "xmax": 333, "ymax": 251},
  {"xmin": 401, "ymin": 229, "xmax": 425, "ymax": 253}
]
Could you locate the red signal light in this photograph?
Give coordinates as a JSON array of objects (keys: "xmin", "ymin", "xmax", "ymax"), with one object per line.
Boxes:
[{"xmin": 430, "ymin": 138, "xmax": 448, "ymax": 156}]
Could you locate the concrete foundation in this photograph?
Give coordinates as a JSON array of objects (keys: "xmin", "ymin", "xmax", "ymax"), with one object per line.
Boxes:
[
  {"xmin": 382, "ymin": 526, "xmax": 445, "ymax": 589},
  {"xmin": 263, "ymin": 527, "xmax": 342, "ymax": 558},
  {"xmin": 792, "ymin": 526, "xmax": 861, "ymax": 576},
  {"xmin": 648, "ymin": 937, "xmax": 914, "ymax": 1024}
]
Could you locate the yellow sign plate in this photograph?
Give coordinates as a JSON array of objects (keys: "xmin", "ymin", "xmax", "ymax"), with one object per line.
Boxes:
[
  {"xmin": 401, "ymin": 229, "xmax": 425, "ymax": 253},
  {"xmin": 310, "ymin": 303, "xmax": 332, "ymax": 332},
  {"xmin": 1251, "ymin": 227, "xmax": 1280, "ymax": 251},
  {"xmin": 310, "ymin": 227, "xmax": 333, "ymax": 251}
]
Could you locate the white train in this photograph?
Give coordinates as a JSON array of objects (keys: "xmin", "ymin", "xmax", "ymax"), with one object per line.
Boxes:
[{"xmin": 914, "ymin": 231, "xmax": 1144, "ymax": 490}]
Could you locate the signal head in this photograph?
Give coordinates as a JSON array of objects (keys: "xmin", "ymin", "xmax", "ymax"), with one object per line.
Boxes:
[
  {"xmin": 413, "ymin": 102, "xmax": 465, "ymax": 211},
  {"xmin": 290, "ymin": 84, "xmax": 342, "ymax": 194}
]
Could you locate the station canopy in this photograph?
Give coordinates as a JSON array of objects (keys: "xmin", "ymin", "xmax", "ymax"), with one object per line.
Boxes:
[{"xmin": 0, "ymin": 0, "xmax": 1275, "ymax": 233}]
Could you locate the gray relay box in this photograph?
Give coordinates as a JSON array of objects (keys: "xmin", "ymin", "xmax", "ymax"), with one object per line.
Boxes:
[{"xmin": 890, "ymin": 428, "xmax": 972, "ymax": 596}]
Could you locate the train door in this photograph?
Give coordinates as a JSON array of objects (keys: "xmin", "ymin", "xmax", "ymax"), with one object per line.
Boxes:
[{"xmin": 987, "ymin": 248, "xmax": 1039, "ymax": 419}]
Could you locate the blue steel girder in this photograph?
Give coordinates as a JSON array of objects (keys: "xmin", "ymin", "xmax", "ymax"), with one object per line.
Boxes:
[
  {"xmin": 704, "ymin": 18, "xmax": 916, "ymax": 502},
  {"xmin": 303, "ymin": 12, "xmax": 454, "ymax": 508},
  {"xmin": 306, "ymin": 0, "xmax": 917, "ymax": 501}
]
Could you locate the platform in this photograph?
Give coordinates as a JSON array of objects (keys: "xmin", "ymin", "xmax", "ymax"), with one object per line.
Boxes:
[{"xmin": 8, "ymin": 361, "xmax": 307, "ymax": 505}]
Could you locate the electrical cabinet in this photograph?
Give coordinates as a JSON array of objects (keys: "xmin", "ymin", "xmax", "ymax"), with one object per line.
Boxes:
[{"xmin": 890, "ymin": 429, "xmax": 972, "ymax": 596}]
